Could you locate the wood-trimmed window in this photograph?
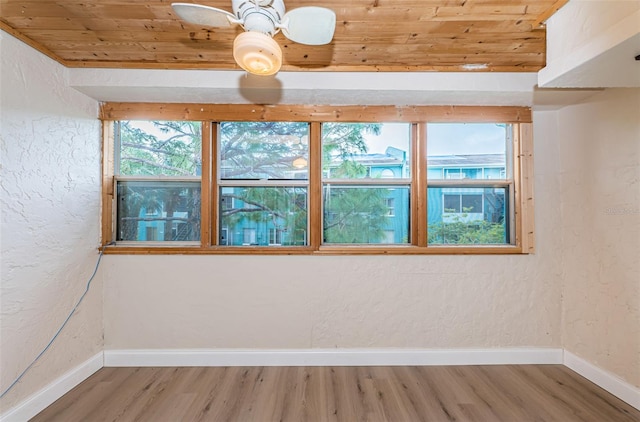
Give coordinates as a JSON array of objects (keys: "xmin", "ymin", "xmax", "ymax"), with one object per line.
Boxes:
[{"xmin": 101, "ymin": 104, "xmax": 534, "ymax": 255}]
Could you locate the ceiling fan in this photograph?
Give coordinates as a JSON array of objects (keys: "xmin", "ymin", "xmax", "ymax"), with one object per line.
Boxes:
[{"xmin": 172, "ymin": 0, "xmax": 336, "ymax": 76}]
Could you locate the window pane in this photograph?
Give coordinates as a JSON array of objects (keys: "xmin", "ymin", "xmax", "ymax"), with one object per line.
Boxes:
[
  {"xmin": 461, "ymin": 194, "xmax": 483, "ymax": 213},
  {"xmin": 323, "ymin": 123, "xmax": 410, "ymax": 179},
  {"xmin": 484, "ymin": 168, "xmax": 504, "ymax": 179},
  {"xmin": 119, "ymin": 121, "xmax": 202, "ymax": 176},
  {"xmin": 462, "ymin": 168, "xmax": 481, "ymax": 179},
  {"xmin": 427, "ymin": 123, "xmax": 511, "ymax": 180},
  {"xmin": 219, "ymin": 122, "xmax": 309, "ymax": 180},
  {"xmin": 323, "ymin": 185, "xmax": 409, "ymax": 244},
  {"xmin": 219, "ymin": 187, "xmax": 307, "ymax": 246},
  {"xmin": 428, "ymin": 187, "xmax": 508, "ymax": 244},
  {"xmin": 116, "ymin": 181, "xmax": 201, "ymax": 242},
  {"xmin": 444, "ymin": 168, "xmax": 462, "ymax": 179},
  {"xmin": 443, "ymin": 194, "xmax": 461, "ymax": 213}
]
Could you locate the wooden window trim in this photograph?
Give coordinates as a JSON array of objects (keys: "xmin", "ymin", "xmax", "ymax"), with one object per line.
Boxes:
[
  {"xmin": 201, "ymin": 121, "xmax": 213, "ymax": 247},
  {"xmin": 100, "ymin": 104, "xmax": 531, "ymax": 124},
  {"xmin": 413, "ymin": 123, "xmax": 428, "ymax": 247},
  {"xmin": 101, "ymin": 121, "xmax": 115, "ymax": 245},
  {"xmin": 308, "ymin": 122, "xmax": 323, "ymax": 250},
  {"xmin": 100, "ymin": 104, "xmax": 534, "ymax": 255}
]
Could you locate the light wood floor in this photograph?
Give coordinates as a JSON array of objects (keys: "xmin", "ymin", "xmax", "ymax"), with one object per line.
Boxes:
[{"xmin": 32, "ymin": 365, "xmax": 640, "ymax": 422}]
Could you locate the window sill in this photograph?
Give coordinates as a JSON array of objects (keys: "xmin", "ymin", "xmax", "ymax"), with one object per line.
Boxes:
[{"xmin": 101, "ymin": 244, "xmax": 526, "ymax": 255}]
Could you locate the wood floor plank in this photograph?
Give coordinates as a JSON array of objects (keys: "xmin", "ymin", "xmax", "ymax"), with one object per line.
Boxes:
[
  {"xmin": 374, "ymin": 370, "xmax": 421, "ymax": 421},
  {"xmin": 394, "ymin": 366, "xmax": 458, "ymax": 420},
  {"xmin": 331, "ymin": 367, "xmax": 366, "ymax": 422},
  {"xmin": 185, "ymin": 367, "xmax": 237, "ymax": 421},
  {"xmin": 31, "ymin": 365, "xmax": 640, "ymax": 422}
]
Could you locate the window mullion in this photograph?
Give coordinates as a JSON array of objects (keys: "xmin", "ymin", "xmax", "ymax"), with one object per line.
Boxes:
[
  {"xmin": 427, "ymin": 180, "xmax": 513, "ymax": 188},
  {"xmin": 322, "ymin": 179, "xmax": 411, "ymax": 185},
  {"xmin": 309, "ymin": 122, "xmax": 322, "ymax": 250},
  {"xmin": 115, "ymin": 175, "xmax": 201, "ymax": 182},
  {"xmin": 218, "ymin": 180, "xmax": 310, "ymax": 187},
  {"xmin": 415, "ymin": 122, "xmax": 428, "ymax": 247},
  {"xmin": 201, "ymin": 121, "xmax": 212, "ymax": 248}
]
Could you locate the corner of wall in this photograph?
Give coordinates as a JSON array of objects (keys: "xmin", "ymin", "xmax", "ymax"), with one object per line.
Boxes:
[{"xmin": 0, "ymin": 30, "xmax": 103, "ymax": 410}]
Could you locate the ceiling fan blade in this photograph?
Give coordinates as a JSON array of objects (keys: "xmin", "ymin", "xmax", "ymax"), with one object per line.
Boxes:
[
  {"xmin": 171, "ymin": 3, "xmax": 238, "ymax": 28},
  {"xmin": 281, "ymin": 7, "xmax": 336, "ymax": 45}
]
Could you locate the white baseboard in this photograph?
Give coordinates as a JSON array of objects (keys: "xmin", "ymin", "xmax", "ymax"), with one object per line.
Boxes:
[
  {"xmin": 0, "ymin": 352, "xmax": 103, "ymax": 422},
  {"xmin": 103, "ymin": 347, "xmax": 563, "ymax": 367},
  {"xmin": 564, "ymin": 350, "xmax": 640, "ymax": 411}
]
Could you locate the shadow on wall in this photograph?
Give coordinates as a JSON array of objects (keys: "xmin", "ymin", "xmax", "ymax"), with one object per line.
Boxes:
[{"xmin": 238, "ymin": 74, "xmax": 283, "ymax": 104}]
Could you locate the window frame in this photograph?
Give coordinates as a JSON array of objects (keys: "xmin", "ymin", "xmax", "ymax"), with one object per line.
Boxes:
[
  {"xmin": 216, "ymin": 121, "xmax": 311, "ymax": 248},
  {"xmin": 100, "ymin": 104, "xmax": 534, "ymax": 255},
  {"xmin": 114, "ymin": 177, "xmax": 202, "ymax": 245},
  {"xmin": 321, "ymin": 121, "xmax": 412, "ymax": 246}
]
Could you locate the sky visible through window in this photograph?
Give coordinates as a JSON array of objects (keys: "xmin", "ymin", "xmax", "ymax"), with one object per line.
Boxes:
[
  {"xmin": 362, "ymin": 122, "xmax": 506, "ymax": 156},
  {"xmin": 361, "ymin": 123, "xmax": 411, "ymax": 154},
  {"xmin": 130, "ymin": 121, "xmax": 506, "ymax": 157},
  {"xmin": 427, "ymin": 123, "xmax": 506, "ymax": 156}
]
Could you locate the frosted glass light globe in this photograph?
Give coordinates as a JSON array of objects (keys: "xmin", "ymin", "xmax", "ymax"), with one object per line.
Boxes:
[{"xmin": 233, "ymin": 32, "xmax": 282, "ymax": 76}]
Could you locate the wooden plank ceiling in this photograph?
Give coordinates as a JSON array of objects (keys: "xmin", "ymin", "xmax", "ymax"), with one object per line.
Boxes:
[{"xmin": 0, "ymin": 0, "xmax": 566, "ymax": 72}]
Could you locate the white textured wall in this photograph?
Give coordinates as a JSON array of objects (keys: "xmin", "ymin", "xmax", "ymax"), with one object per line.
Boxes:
[
  {"xmin": 103, "ymin": 256, "xmax": 562, "ymax": 350},
  {"xmin": 539, "ymin": 0, "xmax": 640, "ymax": 88},
  {"xmin": 545, "ymin": 0, "xmax": 640, "ymax": 63},
  {"xmin": 0, "ymin": 32, "xmax": 101, "ymax": 409},
  {"xmin": 557, "ymin": 88, "xmax": 640, "ymax": 388},
  {"xmin": 103, "ymin": 112, "xmax": 564, "ymax": 351}
]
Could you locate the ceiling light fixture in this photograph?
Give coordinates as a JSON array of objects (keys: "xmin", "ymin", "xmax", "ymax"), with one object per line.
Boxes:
[
  {"xmin": 172, "ymin": 0, "xmax": 336, "ymax": 77},
  {"xmin": 233, "ymin": 32, "xmax": 282, "ymax": 76}
]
